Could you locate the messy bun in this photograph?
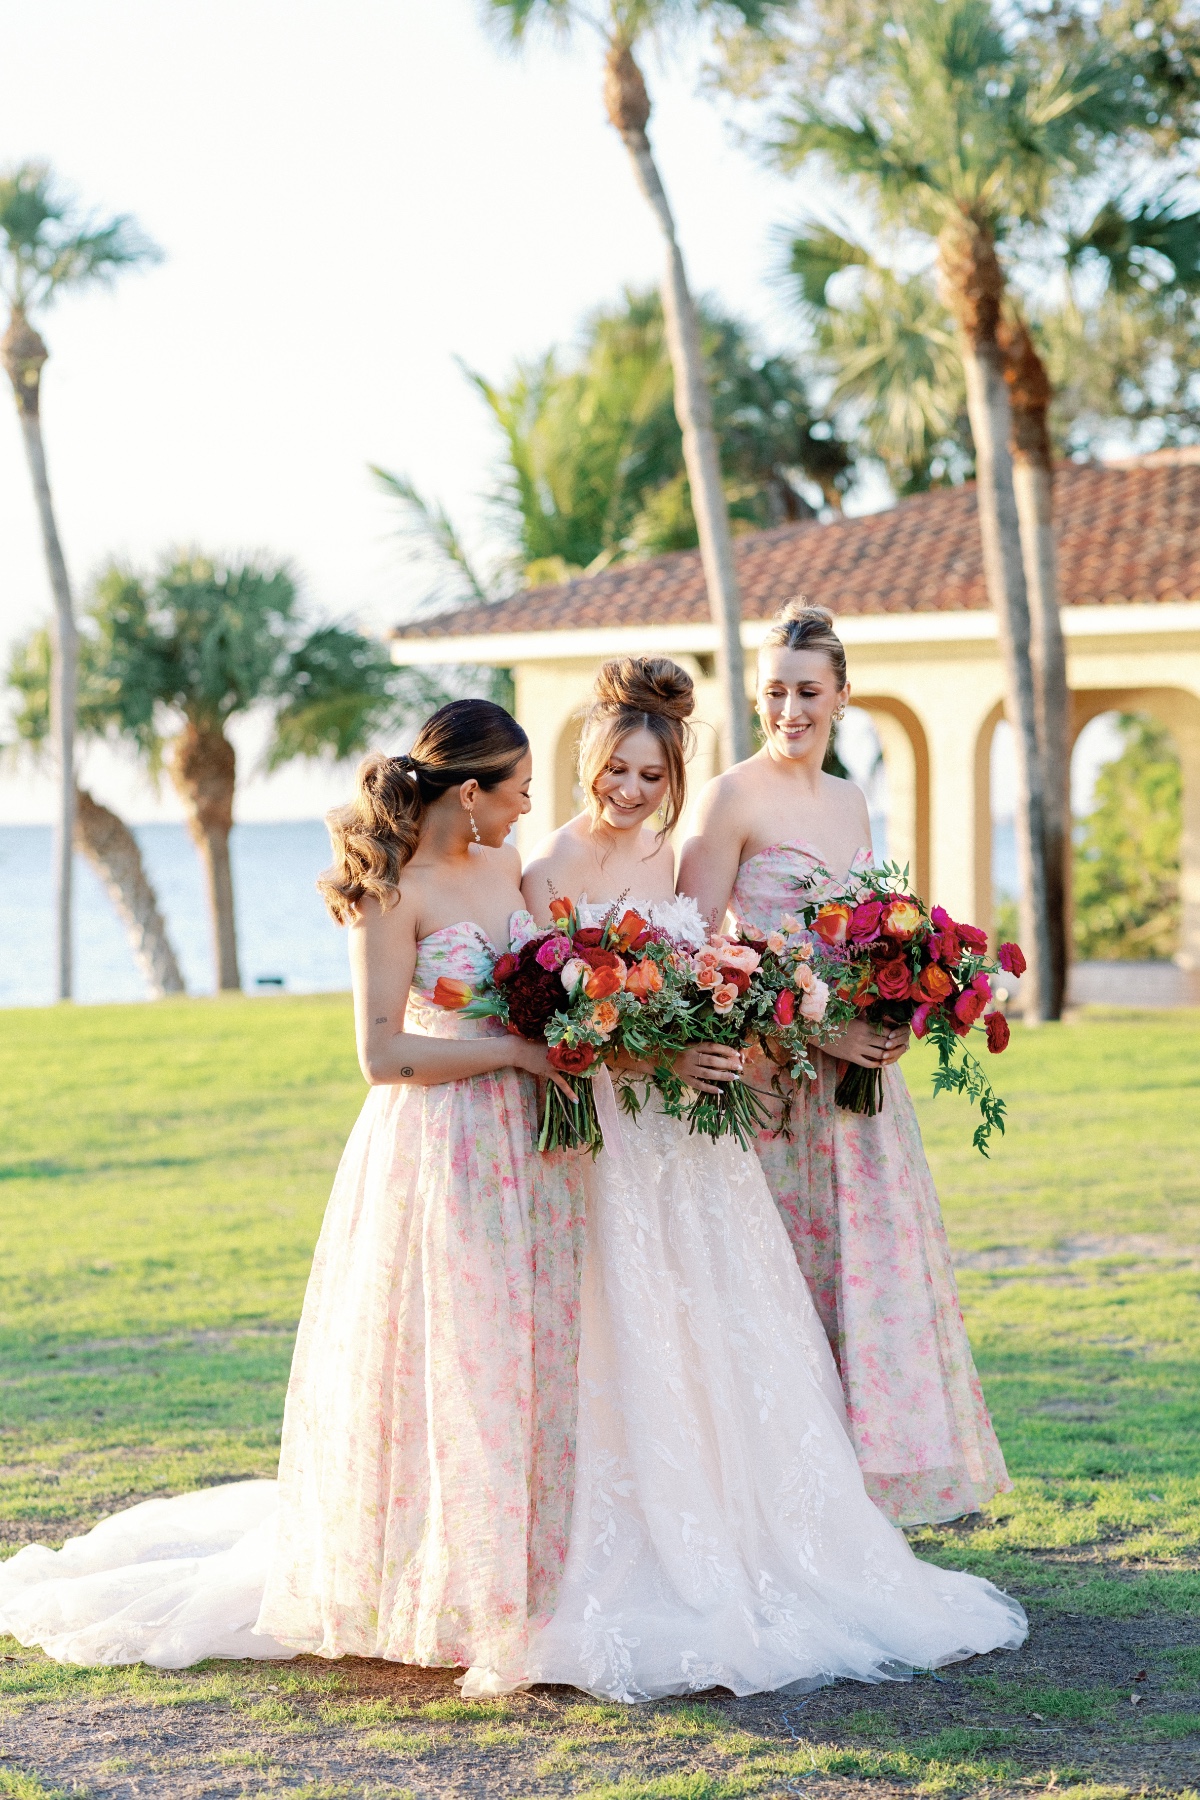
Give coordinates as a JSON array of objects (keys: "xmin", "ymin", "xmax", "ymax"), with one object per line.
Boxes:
[
  {"xmin": 579, "ymin": 656, "xmax": 695, "ymax": 838},
  {"xmin": 318, "ymin": 699, "xmax": 529, "ymax": 923},
  {"xmin": 760, "ymin": 597, "xmax": 848, "ymax": 689}
]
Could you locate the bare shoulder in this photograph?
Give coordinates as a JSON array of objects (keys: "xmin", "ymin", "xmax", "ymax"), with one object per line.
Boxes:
[
  {"xmin": 691, "ymin": 762, "xmax": 752, "ymax": 830},
  {"xmin": 824, "ymin": 770, "xmax": 871, "ymax": 827},
  {"xmin": 521, "ymin": 819, "xmax": 590, "ymax": 916},
  {"xmin": 486, "ymin": 840, "xmax": 523, "ymax": 883},
  {"xmin": 347, "ymin": 882, "xmax": 420, "ymax": 947}
]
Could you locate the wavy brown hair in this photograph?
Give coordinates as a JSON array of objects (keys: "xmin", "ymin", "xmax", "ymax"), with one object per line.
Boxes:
[
  {"xmin": 318, "ymin": 699, "xmax": 529, "ymax": 923},
  {"xmin": 579, "ymin": 657, "xmax": 695, "ymax": 839}
]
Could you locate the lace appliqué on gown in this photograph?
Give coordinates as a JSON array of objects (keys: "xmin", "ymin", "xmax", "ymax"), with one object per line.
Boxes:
[{"xmin": 521, "ymin": 898, "xmax": 1025, "ymax": 1701}]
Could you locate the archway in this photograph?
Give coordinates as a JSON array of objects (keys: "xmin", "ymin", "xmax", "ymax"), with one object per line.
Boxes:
[{"xmin": 852, "ymin": 697, "xmax": 932, "ymax": 899}]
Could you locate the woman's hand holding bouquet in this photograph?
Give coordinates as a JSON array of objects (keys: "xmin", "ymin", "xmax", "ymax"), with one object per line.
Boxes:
[{"xmin": 797, "ymin": 863, "xmax": 1024, "ymax": 1155}]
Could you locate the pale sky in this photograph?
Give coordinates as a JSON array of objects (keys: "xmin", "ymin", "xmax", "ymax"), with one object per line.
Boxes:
[{"xmin": 0, "ymin": 0, "xmax": 831, "ymax": 824}]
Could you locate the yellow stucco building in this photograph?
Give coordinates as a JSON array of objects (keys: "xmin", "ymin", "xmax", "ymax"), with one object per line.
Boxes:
[{"xmin": 392, "ymin": 452, "xmax": 1200, "ymax": 998}]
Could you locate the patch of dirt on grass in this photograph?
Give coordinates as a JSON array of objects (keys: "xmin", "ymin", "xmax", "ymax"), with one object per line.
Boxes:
[{"xmin": 2, "ymin": 1610, "xmax": 1199, "ymax": 1797}]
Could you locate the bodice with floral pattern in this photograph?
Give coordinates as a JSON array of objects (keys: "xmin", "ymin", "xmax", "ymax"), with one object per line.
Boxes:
[
  {"xmin": 729, "ymin": 840, "xmax": 873, "ymax": 938},
  {"xmin": 407, "ymin": 910, "xmax": 538, "ymax": 1039}
]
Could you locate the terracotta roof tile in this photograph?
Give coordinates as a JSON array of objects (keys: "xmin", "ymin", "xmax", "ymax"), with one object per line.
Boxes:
[{"xmin": 392, "ymin": 460, "xmax": 1200, "ymax": 642}]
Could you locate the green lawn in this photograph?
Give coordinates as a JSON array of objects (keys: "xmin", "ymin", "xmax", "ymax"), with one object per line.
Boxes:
[{"xmin": 2, "ymin": 996, "xmax": 1199, "ymax": 1798}]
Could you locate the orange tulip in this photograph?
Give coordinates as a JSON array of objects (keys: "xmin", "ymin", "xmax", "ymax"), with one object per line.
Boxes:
[
  {"xmin": 611, "ymin": 908, "xmax": 649, "ymax": 950},
  {"xmin": 432, "ymin": 976, "xmax": 473, "ymax": 1010},
  {"xmin": 548, "ymin": 896, "xmax": 573, "ymax": 923},
  {"xmin": 584, "ymin": 963, "xmax": 625, "ymax": 1000}
]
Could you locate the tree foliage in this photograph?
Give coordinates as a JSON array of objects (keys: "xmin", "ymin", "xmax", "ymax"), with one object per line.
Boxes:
[{"xmin": 1073, "ymin": 713, "xmax": 1182, "ymax": 961}]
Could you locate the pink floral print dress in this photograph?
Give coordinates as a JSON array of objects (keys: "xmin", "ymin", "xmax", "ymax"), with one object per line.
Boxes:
[
  {"xmin": 730, "ymin": 845, "xmax": 1011, "ymax": 1527},
  {"xmin": 257, "ymin": 911, "xmax": 586, "ymax": 1680}
]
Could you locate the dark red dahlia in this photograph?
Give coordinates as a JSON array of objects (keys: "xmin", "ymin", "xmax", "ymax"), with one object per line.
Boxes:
[{"xmin": 505, "ymin": 938, "xmax": 568, "ymax": 1041}]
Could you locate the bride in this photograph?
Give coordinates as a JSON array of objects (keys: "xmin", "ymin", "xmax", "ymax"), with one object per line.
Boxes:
[{"xmin": 516, "ymin": 656, "xmax": 1025, "ymax": 1699}]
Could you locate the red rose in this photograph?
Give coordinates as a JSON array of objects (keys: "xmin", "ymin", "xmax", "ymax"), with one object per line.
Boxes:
[
  {"xmin": 997, "ymin": 942, "xmax": 1026, "ymax": 977},
  {"xmin": 985, "ymin": 1011, "xmax": 1011, "ymax": 1053},
  {"xmin": 875, "ymin": 959, "xmax": 913, "ymax": 1001},
  {"xmin": 718, "ymin": 964, "xmax": 751, "ymax": 994},
  {"xmin": 849, "ymin": 900, "xmax": 884, "ymax": 942},
  {"xmin": 578, "ymin": 946, "xmax": 622, "ymax": 971},
  {"xmin": 773, "ymin": 988, "xmax": 795, "ymax": 1026},
  {"xmin": 548, "ymin": 1041, "xmax": 596, "ymax": 1074},
  {"xmin": 953, "ymin": 982, "xmax": 989, "ymax": 1028},
  {"xmin": 492, "ymin": 952, "xmax": 519, "ymax": 983},
  {"xmin": 913, "ymin": 962, "xmax": 954, "ymax": 1004},
  {"xmin": 573, "ymin": 927, "xmax": 605, "ymax": 949}
]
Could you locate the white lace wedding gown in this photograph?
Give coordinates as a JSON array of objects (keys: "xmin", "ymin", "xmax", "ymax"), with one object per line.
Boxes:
[{"xmin": 0, "ymin": 896, "xmax": 1026, "ymax": 1699}]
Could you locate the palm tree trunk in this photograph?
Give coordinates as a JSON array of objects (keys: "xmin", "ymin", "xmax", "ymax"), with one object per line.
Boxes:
[
  {"xmin": 999, "ymin": 314, "xmax": 1070, "ymax": 1018},
  {"xmin": 3, "ymin": 310, "xmax": 76, "ymax": 1001},
  {"xmin": 603, "ymin": 41, "xmax": 750, "ymax": 765},
  {"xmin": 938, "ymin": 224, "xmax": 1054, "ymax": 1021},
  {"xmin": 168, "ymin": 719, "xmax": 241, "ymax": 991},
  {"xmin": 74, "ymin": 787, "xmax": 186, "ymax": 998}
]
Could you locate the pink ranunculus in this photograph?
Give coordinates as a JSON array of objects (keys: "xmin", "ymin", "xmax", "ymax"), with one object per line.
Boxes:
[
  {"xmin": 910, "ymin": 1002, "xmax": 933, "ymax": 1038},
  {"xmin": 849, "ymin": 900, "xmax": 884, "ymax": 942},
  {"xmin": 957, "ymin": 921, "xmax": 989, "ymax": 953},
  {"xmin": 773, "ymin": 987, "xmax": 795, "ymax": 1026},
  {"xmin": 798, "ymin": 975, "xmax": 829, "ymax": 1022},
  {"xmin": 930, "ymin": 905, "xmax": 955, "ymax": 932},
  {"xmin": 711, "ymin": 982, "xmax": 740, "ymax": 1015},
  {"xmin": 535, "ymin": 934, "xmax": 573, "ymax": 971},
  {"xmin": 928, "ymin": 927, "xmax": 961, "ymax": 966}
]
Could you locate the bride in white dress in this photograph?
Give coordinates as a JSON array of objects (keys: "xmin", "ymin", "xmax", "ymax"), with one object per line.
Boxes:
[
  {"xmin": 0, "ymin": 661, "xmax": 1026, "ymax": 1701},
  {"xmin": 516, "ymin": 657, "xmax": 1025, "ymax": 1699}
]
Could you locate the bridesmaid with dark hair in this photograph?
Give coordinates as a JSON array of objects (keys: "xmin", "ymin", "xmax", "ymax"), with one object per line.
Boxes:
[
  {"xmin": 679, "ymin": 603, "xmax": 1011, "ymax": 1528},
  {"xmin": 0, "ymin": 699, "xmax": 586, "ymax": 1696}
]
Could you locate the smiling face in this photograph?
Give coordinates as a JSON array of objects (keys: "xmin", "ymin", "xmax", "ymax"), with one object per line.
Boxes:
[
  {"xmin": 591, "ymin": 726, "xmax": 671, "ymax": 833},
  {"xmin": 756, "ymin": 646, "xmax": 849, "ymax": 764},
  {"xmin": 463, "ymin": 750, "xmax": 533, "ymax": 846}
]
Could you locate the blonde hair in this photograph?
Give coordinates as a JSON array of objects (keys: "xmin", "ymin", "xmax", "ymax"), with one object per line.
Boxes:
[
  {"xmin": 759, "ymin": 597, "xmax": 848, "ymax": 690},
  {"xmin": 578, "ymin": 657, "xmax": 695, "ymax": 838},
  {"xmin": 318, "ymin": 699, "xmax": 529, "ymax": 923}
]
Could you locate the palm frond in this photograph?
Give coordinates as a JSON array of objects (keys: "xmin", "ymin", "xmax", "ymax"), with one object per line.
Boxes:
[
  {"xmin": 370, "ymin": 465, "xmax": 488, "ymax": 614},
  {"xmin": 0, "ymin": 161, "xmax": 160, "ymax": 310}
]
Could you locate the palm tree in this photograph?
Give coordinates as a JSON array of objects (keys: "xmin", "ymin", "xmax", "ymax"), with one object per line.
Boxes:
[
  {"xmin": 83, "ymin": 555, "xmax": 443, "ymax": 992},
  {"xmin": 484, "ymin": 1, "xmax": 788, "ymax": 764},
  {"xmin": 6, "ymin": 627, "xmax": 186, "ymax": 998},
  {"xmin": 0, "ymin": 163, "xmax": 159, "ymax": 1000},
  {"xmin": 756, "ymin": 0, "xmax": 1136, "ymax": 1020}
]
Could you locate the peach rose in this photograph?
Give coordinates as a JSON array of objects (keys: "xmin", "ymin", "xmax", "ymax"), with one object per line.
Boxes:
[
  {"xmin": 625, "ymin": 957, "xmax": 664, "ymax": 999},
  {"xmin": 590, "ymin": 1000, "xmax": 620, "ymax": 1036},
  {"xmin": 720, "ymin": 942, "xmax": 761, "ymax": 974},
  {"xmin": 766, "ymin": 931, "xmax": 787, "ymax": 955},
  {"xmin": 798, "ymin": 975, "xmax": 829, "ymax": 1022},
  {"xmin": 793, "ymin": 963, "xmax": 816, "ymax": 992},
  {"xmin": 780, "ymin": 912, "xmax": 801, "ymax": 933},
  {"xmin": 711, "ymin": 982, "xmax": 740, "ymax": 1015},
  {"xmin": 694, "ymin": 964, "xmax": 721, "ymax": 990}
]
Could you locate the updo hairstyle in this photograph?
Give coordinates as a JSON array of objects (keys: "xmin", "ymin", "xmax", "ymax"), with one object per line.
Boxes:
[
  {"xmin": 759, "ymin": 597, "xmax": 848, "ymax": 690},
  {"xmin": 578, "ymin": 656, "xmax": 695, "ymax": 837},
  {"xmin": 319, "ymin": 698, "xmax": 529, "ymax": 923}
]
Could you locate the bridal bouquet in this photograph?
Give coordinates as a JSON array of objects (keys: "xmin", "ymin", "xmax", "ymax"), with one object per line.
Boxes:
[
  {"xmin": 432, "ymin": 898, "xmax": 678, "ymax": 1154},
  {"xmin": 619, "ymin": 923, "xmax": 846, "ymax": 1149},
  {"xmin": 796, "ymin": 863, "xmax": 1023, "ymax": 1155}
]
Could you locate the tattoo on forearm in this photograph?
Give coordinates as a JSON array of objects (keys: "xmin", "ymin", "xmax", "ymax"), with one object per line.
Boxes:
[
  {"xmin": 400, "ymin": 1066, "xmax": 414, "ymax": 1078},
  {"xmin": 375, "ymin": 1016, "xmax": 387, "ymax": 1023}
]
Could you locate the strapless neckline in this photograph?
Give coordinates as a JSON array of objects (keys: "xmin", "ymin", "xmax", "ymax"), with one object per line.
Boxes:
[
  {"xmin": 738, "ymin": 840, "xmax": 872, "ymax": 888},
  {"xmin": 417, "ymin": 909, "xmax": 535, "ymax": 956}
]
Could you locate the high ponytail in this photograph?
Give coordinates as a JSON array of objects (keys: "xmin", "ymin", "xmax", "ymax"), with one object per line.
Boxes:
[
  {"xmin": 318, "ymin": 699, "xmax": 529, "ymax": 923},
  {"xmin": 578, "ymin": 656, "xmax": 695, "ymax": 838}
]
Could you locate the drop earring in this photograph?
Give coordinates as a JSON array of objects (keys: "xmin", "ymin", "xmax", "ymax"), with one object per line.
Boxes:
[
  {"xmin": 468, "ymin": 807, "xmax": 481, "ymax": 844},
  {"xmin": 834, "ymin": 704, "xmax": 847, "ymax": 723}
]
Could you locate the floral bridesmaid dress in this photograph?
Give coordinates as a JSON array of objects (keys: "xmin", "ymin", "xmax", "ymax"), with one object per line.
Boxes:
[
  {"xmin": 258, "ymin": 912, "xmax": 586, "ymax": 1679},
  {"xmin": 730, "ymin": 844, "xmax": 1010, "ymax": 1527}
]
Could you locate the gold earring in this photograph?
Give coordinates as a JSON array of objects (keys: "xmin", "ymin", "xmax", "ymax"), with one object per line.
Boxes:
[
  {"xmin": 834, "ymin": 704, "xmax": 847, "ymax": 723},
  {"xmin": 468, "ymin": 807, "xmax": 481, "ymax": 844}
]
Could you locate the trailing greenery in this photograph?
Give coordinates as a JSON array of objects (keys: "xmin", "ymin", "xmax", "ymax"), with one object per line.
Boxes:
[{"xmin": 1073, "ymin": 713, "xmax": 1182, "ymax": 961}]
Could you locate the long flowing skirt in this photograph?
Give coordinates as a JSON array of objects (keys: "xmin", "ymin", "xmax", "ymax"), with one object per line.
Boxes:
[
  {"xmin": 521, "ymin": 1098, "xmax": 1025, "ymax": 1701},
  {"xmin": 0, "ymin": 1061, "xmax": 585, "ymax": 1675}
]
